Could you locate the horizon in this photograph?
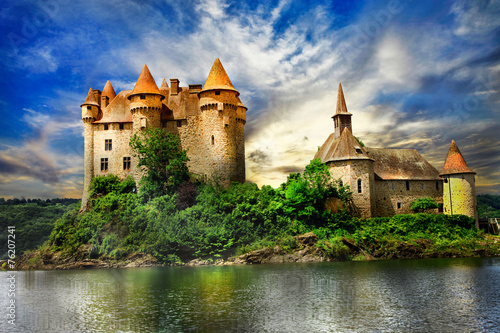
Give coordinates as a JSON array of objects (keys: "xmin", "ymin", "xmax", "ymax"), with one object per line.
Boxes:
[{"xmin": 0, "ymin": 0, "xmax": 499, "ymax": 199}]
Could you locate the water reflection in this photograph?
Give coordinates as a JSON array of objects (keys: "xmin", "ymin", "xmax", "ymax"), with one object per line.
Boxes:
[{"xmin": 0, "ymin": 257, "xmax": 499, "ymax": 332}]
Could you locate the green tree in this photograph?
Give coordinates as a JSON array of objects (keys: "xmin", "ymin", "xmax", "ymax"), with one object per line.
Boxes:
[
  {"xmin": 130, "ymin": 128, "xmax": 189, "ymax": 201},
  {"xmin": 410, "ymin": 197, "xmax": 439, "ymax": 213}
]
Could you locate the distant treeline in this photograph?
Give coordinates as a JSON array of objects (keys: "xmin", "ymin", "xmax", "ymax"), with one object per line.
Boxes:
[
  {"xmin": 477, "ymin": 194, "xmax": 500, "ymax": 219},
  {"xmin": 0, "ymin": 198, "xmax": 80, "ymax": 206}
]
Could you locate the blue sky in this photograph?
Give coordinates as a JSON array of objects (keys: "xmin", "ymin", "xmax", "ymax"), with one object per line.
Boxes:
[{"xmin": 0, "ymin": 0, "xmax": 499, "ymax": 199}]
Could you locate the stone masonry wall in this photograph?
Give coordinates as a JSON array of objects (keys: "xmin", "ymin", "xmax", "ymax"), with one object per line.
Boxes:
[
  {"xmin": 443, "ymin": 174, "xmax": 477, "ymax": 219},
  {"xmin": 374, "ymin": 179, "xmax": 443, "ymax": 217}
]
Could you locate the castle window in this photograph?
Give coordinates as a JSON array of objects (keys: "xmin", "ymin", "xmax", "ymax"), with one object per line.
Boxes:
[
  {"xmin": 87, "ymin": 106, "xmax": 91, "ymax": 110},
  {"xmin": 101, "ymin": 158, "xmax": 108, "ymax": 171},
  {"xmin": 119, "ymin": 123, "xmax": 124, "ymax": 130},
  {"xmin": 355, "ymin": 148, "xmax": 362, "ymax": 154},
  {"xmin": 177, "ymin": 120, "xmax": 182, "ymax": 127},
  {"xmin": 406, "ymin": 181, "xmax": 410, "ymax": 191},
  {"xmin": 391, "ymin": 182, "xmax": 395, "ymax": 190},
  {"xmin": 104, "ymin": 124, "xmax": 109, "ymax": 130},
  {"xmin": 339, "ymin": 180, "xmax": 343, "ymax": 187},
  {"xmin": 420, "ymin": 183, "xmax": 424, "ymax": 190},
  {"xmin": 357, "ymin": 179, "xmax": 362, "ymax": 193},
  {"xmin": 397, "ymin": 202, "xmax": 402, "ymax": 209},
  {"xmin": 162, "ymin": 121, "xmax": 167, "ymax": 128},
  {"xmin": 211, "ymin": 135, "xmax": 215, "ymax": 145},
  {"xmin": 105, "ymin": 139, "xmax": 112, "ymax": 151},
  {"xmin": 436, "ymin": 181, "xmax": 439, "ymax": 191},
  {"xmin": 215, "ymin": 91, "xmax": 220, "ymax": 96},
  {"xmin": 140, "ymin": 94, "xmax": 146, "ymax": 100},
  {"xmin": 141, "ymin": 118, "xmax": 147, "ymax": 128},
  {"xmin": 123, "ymin": 157, "xmax": 131, "ymax": 170}
]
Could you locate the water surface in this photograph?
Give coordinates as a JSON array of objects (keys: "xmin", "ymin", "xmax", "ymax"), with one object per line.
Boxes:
[{"xmin": 1, "ymin": 257, "xmax": 499, "ymax": 332}]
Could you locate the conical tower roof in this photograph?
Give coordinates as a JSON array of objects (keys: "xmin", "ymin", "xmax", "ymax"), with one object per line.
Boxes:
[
  {"xmin": 128, "ymin": 64, "xmax": 163, "ymax": 99},
  {"xmin": 101, "ymin": 81, "xmax": 116, "ymax": 101},
  {"xmin": 335, "ymin": 83, "xmax": 351, "ymax": 115},
  {"xmin": 316, "ymin": 127, "xmax": 372, "ymax": 163},
  {"xmin": 80, "ymin": 87, "xmax": 99, "ymax": 107},
  {"xmin": 201, "ymin": 58, "xmax": 239, "ymax": 95},
  {"xmin": 160, "ymin": 79, "xmax": 169, "ymax": 90},
  {"xmin": 440, "ymin": 140, "xmax": 475, "ymax": 176}
]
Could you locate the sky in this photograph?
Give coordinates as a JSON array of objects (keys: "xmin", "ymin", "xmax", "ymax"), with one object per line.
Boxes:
[{"xmin": 0, "ymin": 0, "xmax": 499, "ymax": 199}]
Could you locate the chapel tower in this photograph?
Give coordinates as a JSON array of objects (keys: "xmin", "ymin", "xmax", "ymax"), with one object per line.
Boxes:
[
  {"xmin": 332, "ymin": 83, "xmax": 352, "ymax": 139},
  {"xmin": 440, "ymin": 140, "xmax": 478, "ymax": 225}
]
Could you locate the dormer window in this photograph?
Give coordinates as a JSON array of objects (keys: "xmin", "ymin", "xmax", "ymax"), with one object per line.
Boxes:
[
  {"xmin": 355, "ymin": 148, "xmax": 362, "ymax": 154},
  {"xmin": 140, "ymin": 94, "xmax": 146, "ymax": 100},
  {"xmin": 215, "ymin": 91, "xmax": 220, "ymax": 96}
]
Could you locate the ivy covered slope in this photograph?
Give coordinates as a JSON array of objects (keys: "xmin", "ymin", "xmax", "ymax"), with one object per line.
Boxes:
[{"xmin": 14, "ymin": 129, "xmax": 500, "ymax": 269}]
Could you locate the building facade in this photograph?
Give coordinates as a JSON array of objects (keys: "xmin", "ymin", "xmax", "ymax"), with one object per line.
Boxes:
[
  {"xmin": 80, "ymin": 59, "xmax": 246, "ymax": 211},
  {"xmin": 316, "ymin": 83, "xmax": 477, "ymax": 220}
]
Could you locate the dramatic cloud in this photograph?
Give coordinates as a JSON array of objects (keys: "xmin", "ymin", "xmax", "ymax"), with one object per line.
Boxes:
[{"xmin": 0, "ymin": 0, "xmax": 498, "ymax": 198}]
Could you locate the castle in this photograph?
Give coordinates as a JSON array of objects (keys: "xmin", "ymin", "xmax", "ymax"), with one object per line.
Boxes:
[
  {"xmin": 80, "ymin": 59, "xmax": 246, "ymax": 211},
  {"xmin": 316, "ymin": 83, "xmax": 478, "ymax": 221}
]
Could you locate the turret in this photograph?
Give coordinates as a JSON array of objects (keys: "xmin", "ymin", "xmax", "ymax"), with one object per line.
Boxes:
[
  {"xmin": 199, "ymin": 58, "xmax": 241, "ymax": 182},
  {"xmin": 128, "ymin": 64, "xmax": 164, "ymax": 132},
  {"xmin": 81, "ymin": 87, "xmax": 100, "ymax": 121},
  {"xmin": 332, "ymin": 83, "xmax": 352, "ymax": 139},
  {"xmin": 101, "ymin": 80, "xmax": 116, "ymax": 108},
  {"xmin": 440, "ymin": 140, "xmax": 478, "ymax": 225}
]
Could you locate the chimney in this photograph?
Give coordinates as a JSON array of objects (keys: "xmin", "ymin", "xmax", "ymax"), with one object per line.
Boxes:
[{"xmin": 170, "ymin": 79, "xmax": 180, "ymax": 95}]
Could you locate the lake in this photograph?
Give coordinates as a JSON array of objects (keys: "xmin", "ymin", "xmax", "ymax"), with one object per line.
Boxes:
[{"xmin": 1, "ymin": 257, "xmax": 499, "ymax": 332}]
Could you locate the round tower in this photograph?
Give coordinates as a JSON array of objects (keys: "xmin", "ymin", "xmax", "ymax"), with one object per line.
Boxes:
[
  {"xmin": 440, "ymin": 140, "xmax": 478, "ymax": 225},
  {"xmin": 128, "ymin": 64, "xmax": 164, "ymax": 133},
  {"xmin": 199, "ymin": 58, "xmax": 240, "ymax": 183},
  {"xmin": 80, "ymin": 87, "xmax": 100, "ymax": 212},
  {"xmin": 235, "ymin": 97, "xmax": 247, "ymax": 182}
]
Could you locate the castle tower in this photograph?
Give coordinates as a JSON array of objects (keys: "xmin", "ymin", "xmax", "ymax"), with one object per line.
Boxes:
[
  {"xmin": 235, "ymin": 97, "xmax": 247, "ymax": 181},
  {"xmin": 440, "ymin": 140, "xmax": 478, "ymax": 225},
  {"xmin": 199, "ymin": 58, "xmax": 242, "ymax": 182},
  {"xmin": 128, "ymin": 64, "xmax": 164, "ymax": 133},
  {"xmin": 80, "ymin": 88, "xmax": 100, "ymax": 212},
  {"xmin": 332, "ymin": 83, "xmax": 353, "ymax": 139}
]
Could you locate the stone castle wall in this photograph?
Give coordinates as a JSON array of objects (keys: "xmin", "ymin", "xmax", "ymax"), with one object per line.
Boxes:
[
  {"xmin": 374, "ymin": 180, "xmax": 443, "ymax": 216},
  {"xmin": 443, "ymin": 174, "xmax": 477, "ymax": 219}
]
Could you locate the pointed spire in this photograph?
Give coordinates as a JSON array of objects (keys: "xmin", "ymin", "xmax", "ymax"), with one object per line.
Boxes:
[
  {"xmin": 128, "ymin": 64, "xmax": 163, "ymax": 99},
  {"xmin": 440, "ymin": 140, "xmax": 475, "ymax": 176},
  {"xmin": 201, "ymin": 58, "xmax": 238, "ymax": 94},
  {"xmin": 101, "ymin": 80, "xmax": 116, "ymax": 101},
  {"xmin": 80, "ymin": 87, "xmax": 99, "ymax": 107},
  {"xmin": 336, "ymin": 83, "xmax": 350, "ymax": 114},
  {"xmin": 160, "ymin": 79, "xmax": 169, "ymax": 90}
]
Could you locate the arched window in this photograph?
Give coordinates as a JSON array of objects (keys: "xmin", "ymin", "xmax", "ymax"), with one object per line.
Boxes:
[
  {"xmin": 406, "ymin": 181, "xmax": 410, "ymax": 191},
  {"xmin": 357, "ymin": 179, "xmax": 362, "ymax": 193},
  {"xmin": 211, "ymin": 135, "xmax": 215, "ymax": 145}
]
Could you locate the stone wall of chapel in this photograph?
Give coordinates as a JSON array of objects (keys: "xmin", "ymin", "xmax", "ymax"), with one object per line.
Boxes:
[
  {"xmin": 327, "ymin": 160, "xmax": 374, "ymax": 218},
  {"xmin": 374, "ymin": 179, "xmax": 443, "ymax": 217},
  {"xmin": 92, "ymin": 123, "xmax": 135, "ymax": 181}
]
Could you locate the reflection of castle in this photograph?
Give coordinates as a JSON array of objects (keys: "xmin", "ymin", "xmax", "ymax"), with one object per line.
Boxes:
[
  {"xmin": 80, "ymin": 59, "xmax": 246, "ymax": 210},
  {"xmin": 316, "ymin": 84, "xmax": 477, "ymax": 220}
]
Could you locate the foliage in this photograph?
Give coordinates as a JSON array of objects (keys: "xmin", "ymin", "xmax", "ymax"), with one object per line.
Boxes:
[
  {"xmin": 410, "ymin": 197, "xmax": 439, "ymax": 212},
  {"xmin": 90, "ymin": 175, "xmax": 136, "ymax": 198},
  {"xmin": 354, "ymin": 136, "xmax": 365, "ymax": 147},
  {"xmin": 477, "ymin": 194, "xmax": 500, "ymax": 218},
  {"xmin": 130, "ymin": 128, "xmax": 189, "ymax": 202}
]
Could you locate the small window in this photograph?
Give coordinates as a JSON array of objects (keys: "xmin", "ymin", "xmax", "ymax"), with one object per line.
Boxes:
[
  {"xmin": 177, "ymin": 120, "xmax": 182, "ymax": 127},
  {"xmin": 105, "ymin": 139, "xmax": 112, "ymax": 151},
  {"xmin": 397, "ymin": 202, "xmax": 402, "ymax": 209},
  {"xmin": 162, "ymin": 121, "xmax": 167, "ymax": 128},
  {"xmin": 406, "ymin": 181, "xmax": 410, "ymax": 191},
  {"xmin": 104, "ymin": 124, "xmax": 109, "ymax": 130},
  {"xmin": 141, "ymin": 118, "xmax": 147, "ymax": 128},
  {"xmin": 444, "ymin": 178, "xmax": 448, "ymax": 184},
  {"xmin": 140, "ymin": 94, "xmax": 146, "ymax": 100},
  {"xmin": 355, "ymin": 148, "xmax": 362, "ymax": 154},
  {"xmin": 391, "ymin": 182, "xmax": 395, "ymax": 190},
  {"xmin": 87, "ymin": 106, "xmax": 91, "ymax": 110},
  {"xmin": 436, "ymin": 181, "xmax": 439, "ymax": 191},
  {"xmin": 339, "ymin": 180, "xmax": 343, "ymax": 187},
  {"xmin": 119, "ymin": 123, "xmax": 124, "ymax": 130},
  {"xmin": 215, "ymin": 91, "xmax": 220, "ymax": 96},
  {"xmin": 101, "ymin": 158, "xmax": 108, "ymax": 171},
  {"xmin": 420, "ymin": 183, "xmax": 424, "ymax": 190},
  {"xmin": 357, "ymin": 179, "xmax": 362, "ymax": 194},
  {"xmin": 123, "ymin": 157, "xmax": 131, "ymax": 170},
  {"xmin": 211, "ymin": 135, "xmax": 215, "ymax": 145}
]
